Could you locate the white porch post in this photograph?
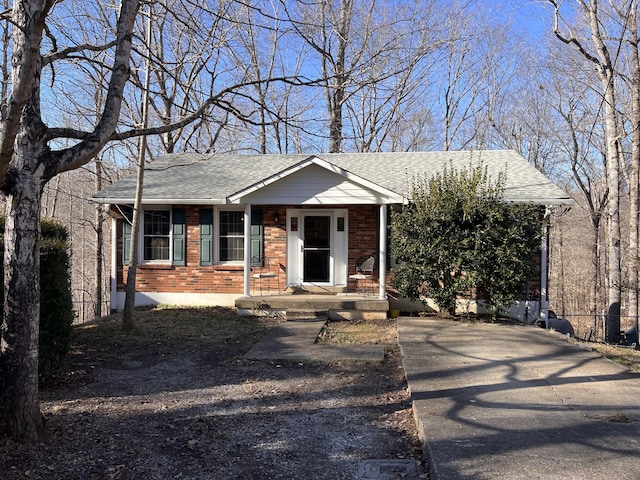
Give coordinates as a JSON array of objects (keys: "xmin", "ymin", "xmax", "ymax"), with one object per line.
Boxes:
[
  {"xmin": 378, "ymin": 204, "xmax": 387, "ymax": 300},
  {"xmin": 243, "ymin": 204, "xmax": 252, "ymax": 297},
  {"xmin": 540, "ymin": 217, "xmax": 550, "ymax": 322}
]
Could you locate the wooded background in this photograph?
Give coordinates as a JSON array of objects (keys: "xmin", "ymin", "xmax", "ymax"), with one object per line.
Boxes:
[{"xmin": 4, "ymin": 0, "xmax": 639, "ymax": 341}]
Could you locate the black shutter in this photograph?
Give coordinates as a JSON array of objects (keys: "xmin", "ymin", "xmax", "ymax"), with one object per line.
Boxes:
[
  {"xmin": 199, "ymin": 208, "xmax": 213, "ymax": 266},
  {"xmin": 172, "ymin": 208, "xmax": 186, "ymax": 266}
]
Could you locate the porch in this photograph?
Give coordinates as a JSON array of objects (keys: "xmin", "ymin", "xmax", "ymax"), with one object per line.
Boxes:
[{"xmin": 235, "ymin": 293, "xmax": 390, "ymax": 321}]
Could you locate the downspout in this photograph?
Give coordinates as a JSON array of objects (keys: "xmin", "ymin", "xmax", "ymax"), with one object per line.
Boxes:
[
  {"xmin": 379, "ymin": 204, "xmax": 387, "ymax": 300},
  {"xmin": 243, "ymin": 204, "xmax": 252, "ymax": 297},
  {"xmin": 110, "ymin": 209, "xmax": 117, "ymax": 312}
]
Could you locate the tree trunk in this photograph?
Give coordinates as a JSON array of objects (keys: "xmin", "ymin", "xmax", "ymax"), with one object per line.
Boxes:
[
  {"xmin": 628, "ymin": 2, "xmax": 640, "ymax": 347},
  {"xmin": 585, "ymin": 2, "xmax": 622, "ymax": 344},
  {"xmin": 549, "ymin": 0, "xmax": 623, "ymax": 343},
  {"xmin": 122, "ymin": 4, "xmax": 152, "ymax": 330},
  {"xmin": 591, "ymin": 216, "xmax": 602, "ymax": 339},
  {"xmin": 1, "ymin": 0, "xmax": 139, "ymax": 441},
  {"xmin": 603, "ymin": 79, "xmax": 622, "ymax": 343},
  {"xmin": 122, "ymin": 162, "xmax": 143, "ymax": 330},
  {"xmin": 1, "ymin": 132, "xmax": 47, "ymax": 441},
  {"xmin": 0, "ymin": 4, "xmax": 51, "ymax": 435},
  {"xmin": 328, "ymin": 0, "xmax": 352, "ymax": 153},
  {"xmin": 94, "ymin": 158, "xmax": 104, "ymax": 320}
]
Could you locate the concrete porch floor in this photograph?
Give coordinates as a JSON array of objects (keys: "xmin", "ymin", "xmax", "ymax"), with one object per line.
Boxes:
[{"xmin": 235, "ymin": 293, "xmax": 390, "ymax": 320}]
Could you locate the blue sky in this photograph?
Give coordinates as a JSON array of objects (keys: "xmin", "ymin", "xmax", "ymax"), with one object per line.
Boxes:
[{"xmin": 480, "ymin": 0, "xmax": 554, "ymax": 40}]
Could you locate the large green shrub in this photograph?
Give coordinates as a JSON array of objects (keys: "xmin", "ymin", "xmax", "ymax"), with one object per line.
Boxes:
[
  {"xmin": 391, "ymin": 163, "xmax": 544, "ymax": 317},
  {"xmin": 0, "ymin": 217, "xmax": 75, "ymax": 384}
]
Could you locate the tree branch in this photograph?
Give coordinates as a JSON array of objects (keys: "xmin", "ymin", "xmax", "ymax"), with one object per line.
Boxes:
[
  {"xmin": 547, "ymin": 0, "xmax": 601, "ymax": 66},
  {"xmin": 47, "ymin": 0, "xmax": 141, "ymax": 177},
  {"xmin": 43, "ymin": 39, "xmax": 118, "ymax": 66},
  {"xmin": 0, "ymin": 0, "xmax": 54, "ymax": 188},
  {"xmin": 46, "ymin": 74, "xmax": 320, "ymax": 143}
]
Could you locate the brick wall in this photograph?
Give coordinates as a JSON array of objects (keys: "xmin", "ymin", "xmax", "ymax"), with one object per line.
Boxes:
[
  {"xmin": 347, "ymin": 205, "xmax": 378, "ymax": 264},
  {"xmin": 115, "ymin": 205, "xmax": 287, "ymax": 294},
  {"xmin": 346, "ymin": 205, "xmax": 382, "ymax": 291}
]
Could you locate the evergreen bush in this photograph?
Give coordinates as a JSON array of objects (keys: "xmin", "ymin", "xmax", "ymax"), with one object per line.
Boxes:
[
  {"xmin": 391, "ymin": 163, "xmax": 544, "ymax": 317},
  {"xmin": 0, "ymin": 217, "xmax": 75, "ymax": 385}
]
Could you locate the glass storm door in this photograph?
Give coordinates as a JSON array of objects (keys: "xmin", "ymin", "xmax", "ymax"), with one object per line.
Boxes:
[{"xmin": 303, "ymin": 214, "xmax": 331, "ymax": 283}]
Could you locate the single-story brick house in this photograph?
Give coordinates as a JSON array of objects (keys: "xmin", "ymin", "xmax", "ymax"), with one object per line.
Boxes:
[{"xmin": 93, "ymin": 150, "xmax": 572, "ymax": 320}]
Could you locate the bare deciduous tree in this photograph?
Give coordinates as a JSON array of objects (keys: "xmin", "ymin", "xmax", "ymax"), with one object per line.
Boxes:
[
  {"xmin": 285, "ymin": 0, "xmax": 443, "ymax": 153},
  {"xmin": 549, "ymin": 0, "xmax": 623, "ymax": 343},
  {"xmin": 0, "ymin": 0, "xmax": 140, "ymax": 441}
]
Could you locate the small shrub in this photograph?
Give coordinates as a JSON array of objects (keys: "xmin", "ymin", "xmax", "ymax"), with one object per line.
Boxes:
[{"xmin": 0, "ymin": 217, "xmax": 75, "ymax": 385}]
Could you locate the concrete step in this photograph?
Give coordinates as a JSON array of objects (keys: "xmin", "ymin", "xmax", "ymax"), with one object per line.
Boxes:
[
  {"xmin": 236, "ymin": 294, "xmax": 390, "ymax": 321},
  {"xmin": 236, "ymin": 294, "xmax": 388, "ymax": 311}
]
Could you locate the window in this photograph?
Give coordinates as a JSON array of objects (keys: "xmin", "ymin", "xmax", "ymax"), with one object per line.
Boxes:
[
  {"xmin": 219, "ymin": 210, "xmax": 244, "ymax": 262},
  {"xmin": 122, "ymin": 207, "xmax": 185, "ymax": 265},
  {"xmin": 200, "ymin": 208, "xmax": 263, "ymax": 265},
  {"xmin": 143, "ymin": 210, "xmax": 171, "ymax": 261}
]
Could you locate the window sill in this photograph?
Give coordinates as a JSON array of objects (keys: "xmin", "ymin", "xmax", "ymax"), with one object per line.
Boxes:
[{"xmin": 213, "ymin": 264, "xmax": 244, "ymax": 271}]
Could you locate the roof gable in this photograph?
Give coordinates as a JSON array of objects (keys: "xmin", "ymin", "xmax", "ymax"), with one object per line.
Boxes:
[{"xmin": 228, "ymin": 156, "xmax": 404, "ymax": 204}]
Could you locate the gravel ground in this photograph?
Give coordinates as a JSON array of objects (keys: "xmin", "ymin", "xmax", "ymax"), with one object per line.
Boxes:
[{"xmin": 0, "ymin": 309, "xmax": 427, "ymax": 479}]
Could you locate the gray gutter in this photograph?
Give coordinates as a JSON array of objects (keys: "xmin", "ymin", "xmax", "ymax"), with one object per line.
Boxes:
[{"xmin": 90, "ymin": 198, "xmax": 227, "ymax": 205}]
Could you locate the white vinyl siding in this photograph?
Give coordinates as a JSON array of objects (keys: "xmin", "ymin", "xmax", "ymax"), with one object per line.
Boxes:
[{"xmin": 243, "ymin": 164, "xmax": 383, "ymax": 205}]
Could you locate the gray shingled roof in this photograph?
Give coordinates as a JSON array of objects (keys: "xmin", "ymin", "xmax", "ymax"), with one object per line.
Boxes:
[{"xmin": 92, "ymin": 150, "xmax": 573, "ymax": 205}]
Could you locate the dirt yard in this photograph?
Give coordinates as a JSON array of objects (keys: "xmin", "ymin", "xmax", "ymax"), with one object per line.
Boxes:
[{"xmin": 0, "ymin": 307, "xmax": 427, "ymax": 480}]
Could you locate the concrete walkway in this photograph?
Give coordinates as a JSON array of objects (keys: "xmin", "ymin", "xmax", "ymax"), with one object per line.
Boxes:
[{"xmin": 398, "ymin": 317, "xmax": 640, "ymax": 480}]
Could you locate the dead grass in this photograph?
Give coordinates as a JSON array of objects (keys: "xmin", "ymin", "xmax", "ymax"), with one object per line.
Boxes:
[
  {"xmin": 78, "ymin": 305, "xmax": 260, "ymax": 338},
  {"xmin": 67, "ymin": 306, "xmax": 282, "ymax": 375},
  {"xmin": 317, "ymin": 319, "xmax": 398, "ymax": 345},
  {"xmin": 588, "ymin": 342, "xmax": 640, "ymax": 373},
  {"xmin": 586, "ymin": 412, "xmax": 633, "ymax": 423}
]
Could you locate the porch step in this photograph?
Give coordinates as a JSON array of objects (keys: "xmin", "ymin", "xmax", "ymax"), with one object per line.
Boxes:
[{"xmin": 236, "ymin": 294, "xmax": 390, "ymax": 321}]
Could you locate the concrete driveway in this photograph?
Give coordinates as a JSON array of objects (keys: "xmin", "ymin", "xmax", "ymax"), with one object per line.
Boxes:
[{"xmin": 397, "ymin": 317, "xmax": 640, "ymax": 480}]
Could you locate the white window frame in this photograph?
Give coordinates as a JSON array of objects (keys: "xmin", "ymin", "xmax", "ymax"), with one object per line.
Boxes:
[
  {"xmin": 215, "ymin": 206, "xmax": 245, "ymax": 265},
  {"xmin": 140, "ymin": 207, "xmax": 172, "ymax": 264}
]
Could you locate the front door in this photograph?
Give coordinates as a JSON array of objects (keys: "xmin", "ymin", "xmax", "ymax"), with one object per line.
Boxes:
[
  {"xmin": 303, "ymin": 214, "xmax": 331, "ymax": 282},
  {"xmin": 286, "ymin": 209, "xmax": 348, "ymax": 287}
]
